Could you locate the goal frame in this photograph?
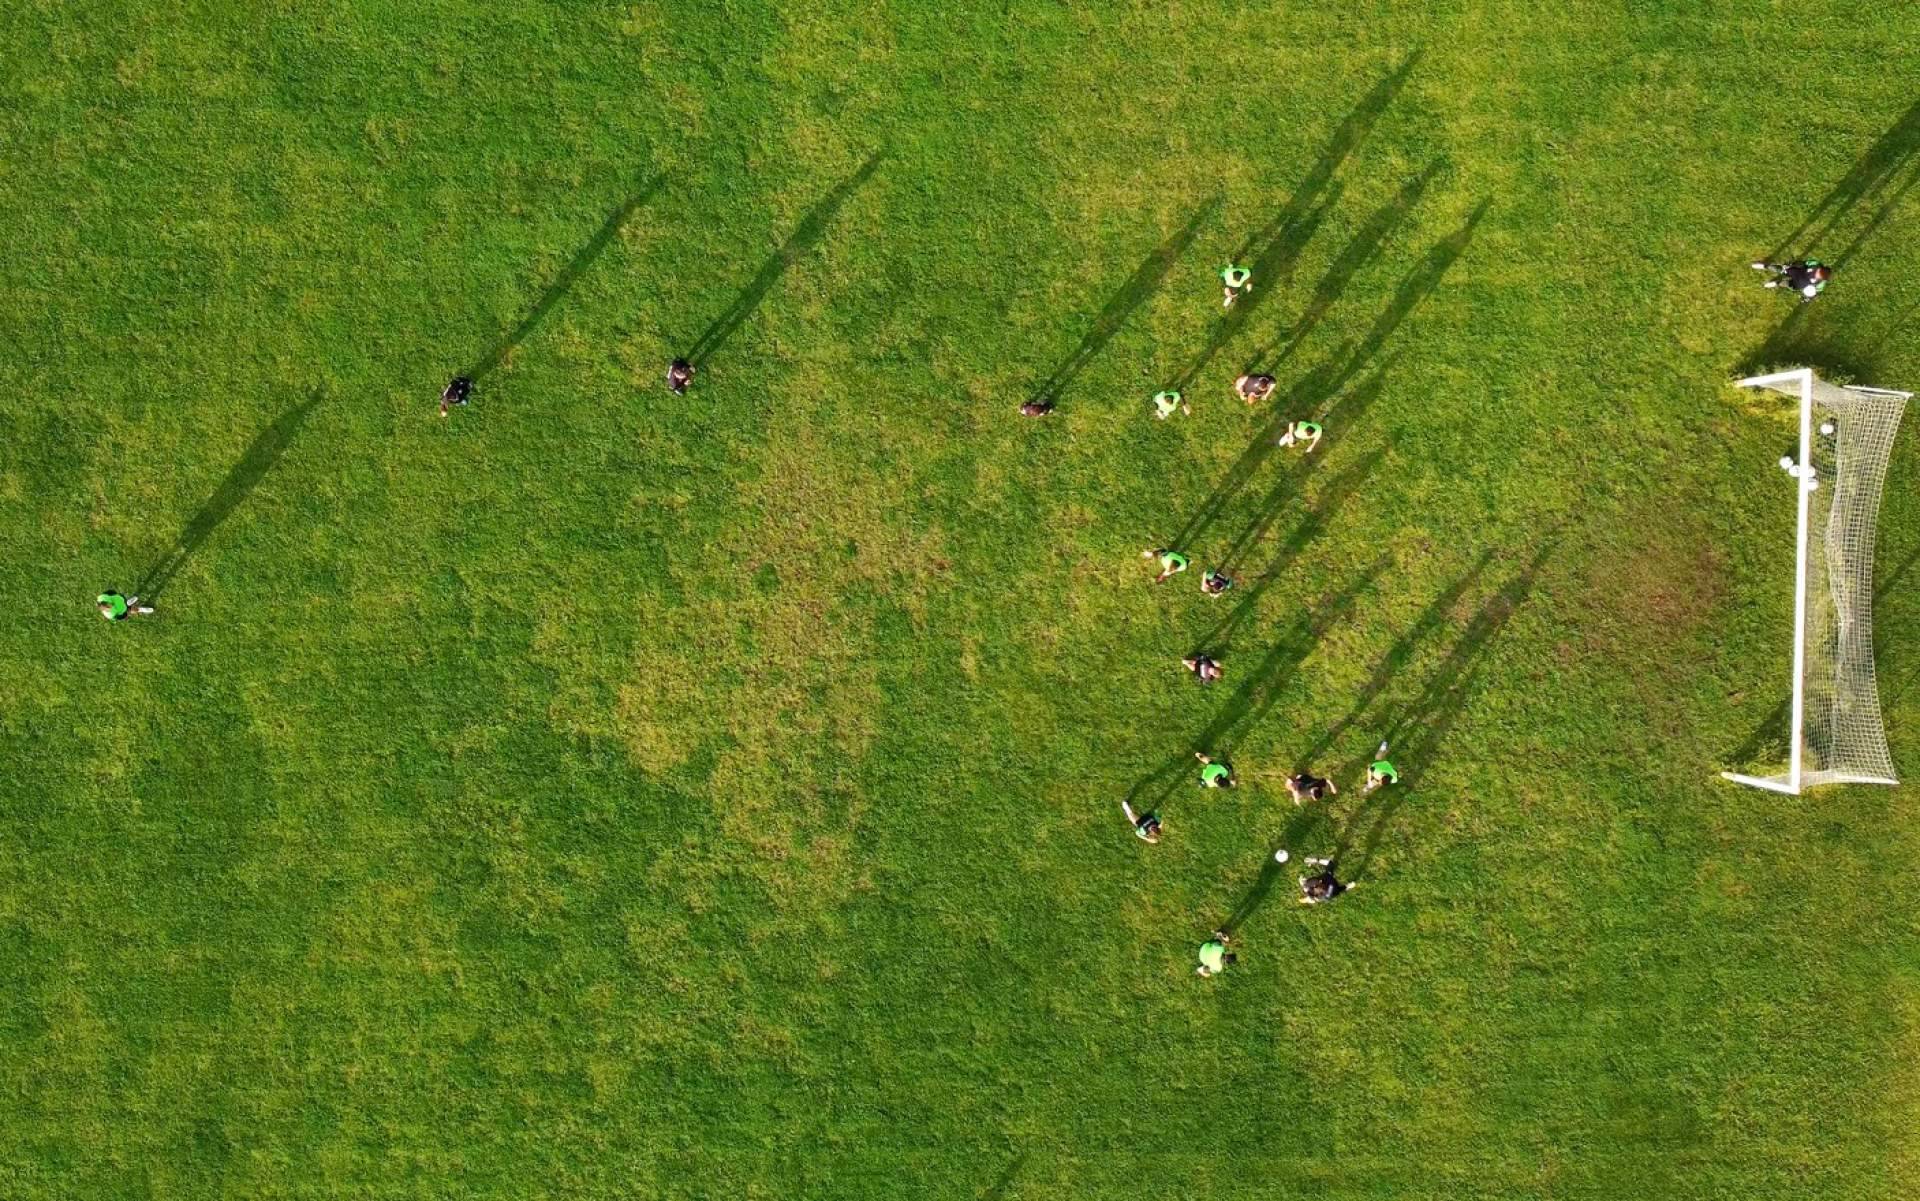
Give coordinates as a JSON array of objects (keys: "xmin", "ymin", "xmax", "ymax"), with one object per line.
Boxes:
[{"xmin": 1722, "ymin": 367, "xmax": 1908, "ymax": 795}]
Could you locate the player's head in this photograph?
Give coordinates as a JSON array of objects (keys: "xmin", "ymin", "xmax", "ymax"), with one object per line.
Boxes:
[{"xmin": 1813, "ymin": 265, "xmax": 1832, "ymax": 281}]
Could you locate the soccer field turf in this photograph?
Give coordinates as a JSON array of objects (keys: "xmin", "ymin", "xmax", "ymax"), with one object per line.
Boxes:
[{"xmin": 5, "ymin": 4, "xmax": 1920, "ymax": 1197}]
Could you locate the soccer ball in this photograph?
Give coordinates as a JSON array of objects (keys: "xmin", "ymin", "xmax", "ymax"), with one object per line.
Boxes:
[
  {"xmin": 1820, "ymin": 422, "xmax": 1836, "ymax": 435},
  {"xmin": 1273, "ymin": 849, "xmax": 1289, "ymax": 864},
  {"xmin": 1779, "ymin": 455, "xmax": 1795, "ymax": 472}
]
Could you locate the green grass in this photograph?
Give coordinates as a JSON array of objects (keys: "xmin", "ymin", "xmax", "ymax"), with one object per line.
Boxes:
[{"xmin": 4, "ymin": 3, "xmax": 1920, "ymax": 1197}]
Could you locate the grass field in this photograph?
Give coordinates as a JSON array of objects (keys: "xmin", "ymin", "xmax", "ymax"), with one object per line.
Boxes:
[{"xmin": 5, "ymin": 4, "xmax": 1920, "ymax": 1197}]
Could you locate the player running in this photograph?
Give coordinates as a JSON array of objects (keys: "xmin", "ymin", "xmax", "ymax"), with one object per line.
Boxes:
[
  {"xmin": 1285, "ymin": 771, "xmax": 1337, "ymax": 804},
  {"xmin": 1219, "ymin": 264, "xmax": 1253, "ymax": 308},
  {"xmin": 1196, "ymin": 930, "xmax": 1237, "ymax": 977},
  {"xmin": 1182, "ymin": 654, "xmax": 1224, "ymax": 685},
  {"xmin": 1298, "ymin": 857, "xmax": 1354, "ymax": 905},
  {"xmin": 1143, "ymin": 548, "xmax": 1190, "ymax": 584},
  {"xmin": 1364, "ymin": 743, "xmax": 1400, "ymax": 793},
  {"xmin": 1277, "ymin": 419, "xmax": 1323, "ymax": 452},
  {"xmin": 1152, "ymin": 389, "xmax": 1190, "ymax": 420},
  {"xmin": 666, "ymin": 359, "xmax": 696, "ymax": 394},
  {"xmin": 1195, "ymin": 751, "xmax": 1235, "ymax": 789},
  {"xmin": 1235, "ymin": 373, "xmax": 1276, "ymax": 405},
  {"xmin": 1751, "ymin": 259, "xmax": 1832, "ymax": 303},
  {"xmin": 1121, "ymin": 801, "xmax": 1162, "ymax": 844},
  {"xmin": 96, "ymin": 591, "xmax": 153, "ymax": 621},
  {"xmin": 439, "ymin": 375, "xmax": 473, "ymax": 417}
]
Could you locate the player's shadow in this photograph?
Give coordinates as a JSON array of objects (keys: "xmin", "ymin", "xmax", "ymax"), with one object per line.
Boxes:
[
  {"xmin": 1769, "ymin": 95, "xmax": 1920, "ymax": 270},
  {"xmin": 464, "ymin": 175, "xmax": 666, "ymax": 381},
  {"xmin": 1168, "ymin": 186, "xmax": 1343, "ymax": 392},
  {"xmin": 1217, "ymin": 803, "xmax": 1332, "ymax": 934},
  {"xmin": 1230, "ymin": 51, "xmax": 1420, "ymax": 269},
  {"xmin": 1170, "ymin": 199, "xmax": 1485, "ymax": 555},
  {"xmin": 1213, "ymin": 387, "xmax": 1392, "ymax": 578},
  {"xmin": 1300, "ymin": 548, "xmax": 1497, "ymax": 766},
  {"xmin": 1331, "ymin": 541, "xmax": 1554, "ymax": 879},
  {"xmin": 684, "ymin": 149, "xmax": 883, "ymax": 368},
  {"xmin": 1121, "ymin": 555, "xmax": 1393, "ymax": 821},
  {"xmin": 136, "ymin": 389, "xmax": 327, "ymax": 601},
  {"xmin": 1243, "ymin": 160, "xmax": 1443, "ymax": 374},
  {"xmin": 1345, "ymin": 198, "xmax": 1489, "ymax": 376},
  {"xmin": 1162, "ymin": 51, "xmax": 1422, "ymax": 393},
  {"xmin": 1029, "ymin": 195, "xmax": 1220, "ymax": 407},
  {"xmin": 1162, "ymin": 197, "xmax": 1486, "ymax": 556},
  {"xmin": 979, "ymin": 1152, "xmax": 1027, "ymax": 1201},
  {"xmin": 1195, "ymin": 443, "xmax": 1389, "ymax": 662},
  {"xmin": 1741, "ymin": 302, "xmax": 1877, "ymax": 380}
]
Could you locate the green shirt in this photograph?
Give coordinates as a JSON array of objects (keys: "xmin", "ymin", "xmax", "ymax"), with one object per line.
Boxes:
[
  {"xmin": 1221, "ymin": 266, "xmax": 1251, "ymax": 287},
  {"xmin": 1370, "ymin": 759, "xmax": 1399, "ymax": 784},
  {"xmin": 1295, "ymin": 421, "xmax": 1323, "ymax": 437},
  {"xmin": 1198, "ymin": 940, "xmax": 1227, "ymax": 972},
  {"xmin": 97, "ymin": 592, "xmax": 128, "ymax": 620},
  {"xmin": 1200, "ymin": 762, "xmax": 1231, "ymax": 786},
  {"xmin": 1159, "ymin": 551, "xmax": 1188, "ymax": 573},
  {"xmin": 1153, "ymin": 390, "xmax": 1182, "ymax": 415}
]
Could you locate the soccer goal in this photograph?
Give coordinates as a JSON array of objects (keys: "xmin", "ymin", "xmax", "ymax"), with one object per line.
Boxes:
[{"xmin": 1724, "ymin": 368, "xmax": 1908, "ymax": 794}]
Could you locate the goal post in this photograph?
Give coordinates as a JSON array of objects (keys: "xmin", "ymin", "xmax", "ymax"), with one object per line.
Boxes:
[{"xmin": 1724, "ymin": 368, "xmax": 1907, "ymax": 794}]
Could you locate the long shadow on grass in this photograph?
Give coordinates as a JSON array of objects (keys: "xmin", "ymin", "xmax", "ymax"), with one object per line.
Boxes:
[
  {"xmin": 1193, "ymin": 443, "xmax": 1389, "ymax": 663},
  {"xmin": 1161, "ymin": 53, "xmax": 1421, "ymax": 393},
  {"xmin": 979, "ymin": 1152, "xmax": 1027, "ymax": 1201},
  {"xmin": 464, "ymin": 176, "xmax": 666, "ymax": 381},
  {"xmin": 1741, "ymin": 300, "xmax": 1881, "ymax": 380},
  {"xmin": 1241, "ymin": 160, "xmax": 1443, "ymax": 375},
  {"xmin": 1769, "ymin": 96, "xmax": 1920, "ymax": 270},
  {"xmin": 1330, "ymin": 541, "xmax": 1554, "ymax": 879},
  {"xmin": 1299, "ymin": 548, "xmax": 1496, "ymax": 767},
  {"xmin": 1029, "ymin": 196, "xmax": 1219, "ymax": 407},
  {"xmin": 136, "ymin": 388, "xmax": 327, "ymax": 600},
  {"xmin": 683, "ymin": 149, "xmax": 883, "ymax": 368},
  {"xmin": 1168, "ymin": 351, "xmax": 1393, "ymax": 561},
  {"xmin": 1213, "ymin": 377, "xmax": 1393, "ymax": 577},
  {"xmin": 1217, "ymin": 799, "xmax": 1337, "ymax": 934},
  {"xmin": 1122, "ymin": 554, "xmax": 1392, "ymax": 822},
  {"xmin": 1167, "ymin": 200, "xmax": 1485, "ymax": 554}
]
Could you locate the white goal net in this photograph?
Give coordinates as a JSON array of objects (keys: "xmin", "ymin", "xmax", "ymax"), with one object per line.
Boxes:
[{"xmin": 1726, "ymin": 368, "xmax": 1907, "ymax": 794}]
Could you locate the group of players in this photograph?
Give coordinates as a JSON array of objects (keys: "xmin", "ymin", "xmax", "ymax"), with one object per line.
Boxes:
[
  {"xmin": 1025, "ymin": 259, "xmax": 1411, "ymax": 978},
  {"xmin": 1108, "ymin": 253, "xmax": 1837, "ymax": 978},
  {"xmin": 88, "ymin": 243, "xmax": 1843, "ymax": 978}
]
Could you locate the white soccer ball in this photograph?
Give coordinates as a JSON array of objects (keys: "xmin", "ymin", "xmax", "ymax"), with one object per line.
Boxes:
[
  {"xmin": 1820, "ymin": 422, "xmax": 1836, "ymax": 435},
  {"xmin": 1806, "ymin": 477, "xmax": 1820, "ymax": 491},
  {"xmin": 1273, "ymin": 849, "xmax": 1289, "ymax": 864},
  {"xmin": 1779, "ymin": 455, "xmax": 1795, "ymax": 471}
]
